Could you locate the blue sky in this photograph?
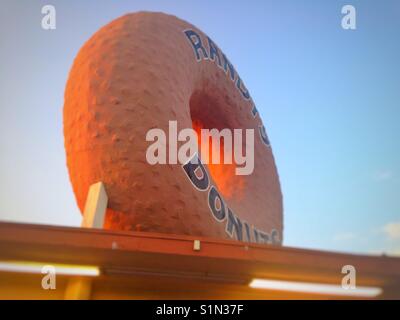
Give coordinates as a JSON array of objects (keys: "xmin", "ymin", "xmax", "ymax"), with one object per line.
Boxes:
[{"xmin": 0, "ymin": 0, "xmax": 399, "ymax": 255}]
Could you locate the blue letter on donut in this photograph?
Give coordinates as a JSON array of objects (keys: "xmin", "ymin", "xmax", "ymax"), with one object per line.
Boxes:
[{"xmin": 184, "ymin": 30, "xmax": 209, "ymax": 61}]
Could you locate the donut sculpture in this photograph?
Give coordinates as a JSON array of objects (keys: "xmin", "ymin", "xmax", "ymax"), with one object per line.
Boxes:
[{"xmin": 64, "ymin": 12, "xmax": 283, "ymax": 244}]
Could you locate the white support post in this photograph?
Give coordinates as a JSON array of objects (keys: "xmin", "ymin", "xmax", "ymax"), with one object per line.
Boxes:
[
  {"xmin": 65, "ymin": 182, "xmax": 108, "ymax": 300},
  {"xmin": 81, "ymin": 181, "xmax": 108, "ymax": 228}
]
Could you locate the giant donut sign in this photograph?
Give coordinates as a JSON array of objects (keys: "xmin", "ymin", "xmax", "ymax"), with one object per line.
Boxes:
[{"xmin": 64, "ymin": 12, "xmax": 283, "ymax": 244}]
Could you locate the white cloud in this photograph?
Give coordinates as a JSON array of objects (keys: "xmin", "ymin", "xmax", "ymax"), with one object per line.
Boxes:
[
  {"xmin": 389, "ymin": 249, "xmax": 400, "ymax": 256},
  {"xmin": 383, "ymin": 222, "xmax": 400, "ymax": 239},
  {"xmin": 333, "ymin": 232, "xmax": 357, "ymax": 242},
  {"xmin": 373, "ymin": 170, "xmax": 393, "ymax": 181}
]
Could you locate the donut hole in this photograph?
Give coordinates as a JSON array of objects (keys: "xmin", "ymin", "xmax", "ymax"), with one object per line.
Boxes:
[{"xmin": 189, "ymin": 91, "xmax": 245, "ymax": 200}]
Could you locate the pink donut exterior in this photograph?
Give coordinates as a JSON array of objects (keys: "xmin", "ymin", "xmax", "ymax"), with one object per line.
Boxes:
[{"xmin": 64, "ymin": 12, "xmax": 283, "ymax": 244}]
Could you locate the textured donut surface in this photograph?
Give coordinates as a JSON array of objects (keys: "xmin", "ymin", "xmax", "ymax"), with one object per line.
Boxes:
[{"xmin": 64, "ymin": 12, "xmax": 283, "ymax": 243}]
